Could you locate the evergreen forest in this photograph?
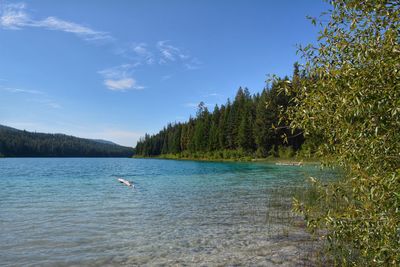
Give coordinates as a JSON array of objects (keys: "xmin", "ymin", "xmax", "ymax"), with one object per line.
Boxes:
[
  {"xmin": 0, "ymin": 125, "xmax": 134, "ymax": 157},
  {"xmin": 135, "ymin": 64, "xmax": 305, "ymax": 160}
]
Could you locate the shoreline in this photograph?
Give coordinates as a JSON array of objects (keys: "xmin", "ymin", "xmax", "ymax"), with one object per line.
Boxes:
[{"xmin": 133, "ymin": 155, "xmax": 320, "ymax": 165}]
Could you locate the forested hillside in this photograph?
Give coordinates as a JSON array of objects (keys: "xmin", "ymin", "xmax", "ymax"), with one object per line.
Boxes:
[
  {"xmin": 0, "ymin": 125, "xmax": 134, "ymax": 157},
  {"xmin": 135, "ymin": 64, "xmax": 304, "ymax": 159}
]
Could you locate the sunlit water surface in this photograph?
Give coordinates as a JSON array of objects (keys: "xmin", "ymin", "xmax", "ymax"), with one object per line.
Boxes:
[{"xmin": 0, "ymin": 158, "xmax": 335, "ymax": 266}]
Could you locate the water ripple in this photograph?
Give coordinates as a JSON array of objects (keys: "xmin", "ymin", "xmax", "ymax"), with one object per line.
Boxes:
[{"xmin": 0, "ymin": 158, "xmax": 336, "ymax": 266}]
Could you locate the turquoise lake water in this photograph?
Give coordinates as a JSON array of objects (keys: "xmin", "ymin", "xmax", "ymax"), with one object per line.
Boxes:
[{"xmin": 0, "ymin": 158, "xmax": 334, "ymax": 266}]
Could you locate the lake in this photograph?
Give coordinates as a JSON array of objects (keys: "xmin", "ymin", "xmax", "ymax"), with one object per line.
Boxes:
[{"xmin": 0, "ymin": 158, "xmax": 333, "ymax": 266}]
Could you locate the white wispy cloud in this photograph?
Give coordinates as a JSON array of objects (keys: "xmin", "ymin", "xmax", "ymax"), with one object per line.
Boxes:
[
  {"xmin": 157, "ymin": 40, "xmax": 201, "ymax": 70},
  {"xmin": 184, "ymin": 57, "xmax": 202, "ymax": 70},
  {"xmin": 98, "ymin": 39, "xmax": 203, "ymax": 89},
  {"xmin": 0, "ymin": 2, "xmax": 28, "ymax": 29},
  {"xmin": 27, "ymin": 98, "xmax": 62, "ymax": 109},
  {"xmin": 117, "ymin": 41, "xmax": 200, "ymax": 72},
  {"xmin": 0, "ymin": 2, "xmax": 202, "ymax": 91},
  {"xmin": 1, "ymin": 84, "xmax": 61, "ymax": 109},
  {"xmin": 114, "ymin": 42, "xmax": 155, "ymax": 66},
  {"xmin": 0, "ymin": 86, "xmax": 44, "ymax": 94},
  {"xmin": 132, "ymin": 43, "xmax": 154, "ymax": 64},
  {"xmin": 99, "ymin": 64, "xmax": 144, "ymax": 91},
  {"xmin": 38, "ymin": 17, "xmax": 111, "ymax": 41},
  {"xmin": 104, "ymin": 78, "xmax": 140, "ymax": 91},
  {"xmin": 157, "ymin": 40, "xmax": 181, "ymax": 62},
  {"xmin": 0, "ymin": 2, "xmax": 111, "ymax": 41},
  {"xmin": 98, "ymin": 64, "xmax": 135, "ymax": 79}
]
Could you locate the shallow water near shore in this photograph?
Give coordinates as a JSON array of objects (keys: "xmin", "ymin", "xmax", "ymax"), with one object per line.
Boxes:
[{"xmin": 0, "ymin": 158, "xmax": 335, "ymax": 266}]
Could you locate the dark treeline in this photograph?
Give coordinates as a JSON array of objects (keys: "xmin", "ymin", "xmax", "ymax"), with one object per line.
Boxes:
[
  {"xmin": 135, "ymin": 64, "xmax": 304, "ymax": 159},
  {"xmin": 0, "ymin": 125, "xmax": 134, "ymax": 157}
]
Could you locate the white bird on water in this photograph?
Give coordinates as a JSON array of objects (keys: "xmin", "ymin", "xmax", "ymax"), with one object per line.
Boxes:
[{"xmin": 117, "ymin": 178, "xmax": 134, "ymax": 187}]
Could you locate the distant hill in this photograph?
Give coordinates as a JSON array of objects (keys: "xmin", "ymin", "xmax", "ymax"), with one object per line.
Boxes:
[
  {"xmin": 91, "ymin": 139, "xmax": 118, "ymax": 145},
  {"xmin": 0, "ymin": 125, "xmax": 134, "ymax": 157}
]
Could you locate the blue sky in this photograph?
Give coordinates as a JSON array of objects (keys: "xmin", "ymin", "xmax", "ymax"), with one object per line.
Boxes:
[{"xmin": 0, "ymin": 0, "xmax": 328, "ymax": 147}]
